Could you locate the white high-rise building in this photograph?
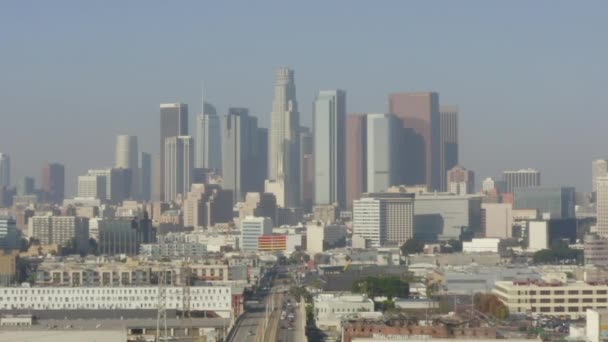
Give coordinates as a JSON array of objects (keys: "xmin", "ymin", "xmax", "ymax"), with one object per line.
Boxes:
[
  {"xmin": 29, "ymin": 216, "xmax": 89, "ymax": 252},
  {"xmin": 352, "ymin": 192, "xmax": 415, "ymax": 248},
  {"xmin": 0, "ymin": 153, "xmax": 10, "ymax": 187},
  {"xmin": 268, "ymin": 68, "xmax": 300, "ymax": 208},
  {"xmin": 592, "ymin": 159, "xmax": 608, "ymax": 193},
  {"xmin": 115, "ymin": 135, "xmax": 138, "ymax": 198},
  {"xmin": 240, "ymin": 216, "xmax": 273, "ymax": 252},
  {"xmin": 353, "ymin": 197, "xmax": 383, "ymax": 247},
  {"xmin": 195, "ymin": 93, "xmax": 221, "ymax": 171},
  {"xmin": 313, "ymin": 90, "xmax": 346, "ymax": 207},
  {"xmin": 482, "ymin": 177, "xmax": 496, "ymax": 192},
  {"xmin": 77, "ymin": 175, "xmax": 106, "ymax": 200},
  {"xmin": 366, "ymin": 114, "xmax": 401, "ymax": 193},
  {"xmin": 164, "ymin": 136, "xmax": 194, "ymax": 202},
  {"xmin": 597, "ymin": 177, "xmax": 608, "ymax": 238},
  {"xmin": 502, "ymin": 169, "xmax": 540, "ymax": 193}
]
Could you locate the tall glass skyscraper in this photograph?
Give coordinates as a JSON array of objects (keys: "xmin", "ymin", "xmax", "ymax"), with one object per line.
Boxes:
[
  {"xmin": 313, "ymin": 90, "xmax": 346, "ymax": 208},
  {"xmin": 268, "ymin": 68, "xmax": 300, "ymax": 208},
  {"xmin": 195, "ymin": 97, "xmax": 221, "ymax": 171},
  {"xmin": 160, "ymin": 103, "xmax": 188, "ymax": 201}
]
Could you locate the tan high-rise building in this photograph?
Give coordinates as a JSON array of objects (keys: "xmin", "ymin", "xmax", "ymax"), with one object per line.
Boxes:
[
  {"xmin": 388, "ymin": 92, "xmax": 440, "ymax": 190},
  {"xmin": 592, "ymin": 159, "xmax": 608, "ymax": 193},
  {"xmin": 447, "ymin": 165, "xmax": 475, "ymax": 195},
  {"xmin": 597, "ymin": 177, "xmax": 608, "ymax": 238},
  {"xmin": 345, "ymin": 114, "xmax": 367, "ymax": 209}
]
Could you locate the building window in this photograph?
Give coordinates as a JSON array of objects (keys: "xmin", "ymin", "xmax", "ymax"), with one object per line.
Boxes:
[
  {"xmin": 540, "ymin": 291, "xmax": 550, "ymax": 295},
  {"xmin": 568, "ymin": 290, "xmax": 579, "ymax": 295},
  {"xmin": 554, "ymin": 298, "xmax": 565, "ymax": 303},
  {"xmin": 553, "ymin": 290, "xmax": 564, "ymax": 295},
  {"xmin": 583, "ymin": 298, "xmax": 593, "ymax": 303},
  {"xmin": 568, "ymin": 298, "xmax": 579, "ymax": 303},
  {"xmin": 583, "ymin": 290, "xmax": 593, "ymax": 295},
  {"xmin": 568, "ymin": 307, "xmax": 579, "ymax": 312}
]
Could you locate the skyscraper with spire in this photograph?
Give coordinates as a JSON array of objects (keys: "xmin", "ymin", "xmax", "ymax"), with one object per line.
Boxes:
[
  {"xmin": 195, "ymin": 87, "xmax": 221, "ymax": 171},
  {"xmin": 268, "ymin": 68, "xmax": 300, "ymax": 207}
]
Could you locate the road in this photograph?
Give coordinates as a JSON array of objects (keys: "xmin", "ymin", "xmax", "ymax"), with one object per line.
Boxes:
[{"xmin": 227, "ymin": 268, "xmax": 306, "ymax": 342}]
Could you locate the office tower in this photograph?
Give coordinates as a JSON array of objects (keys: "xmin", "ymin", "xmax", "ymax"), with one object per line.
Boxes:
[
  {"xmin": 139, "ymin": 152, "xmax": 151, "ymax": 201},
  {"xmin": 447, "ymin": 165, "xmax": 475, "ymax": 195},
  {"xmin": 164, "ymin": 136, "xmax": 194, "ymax": 202},
  {"xmin": 514, "ymin": 186, "xmax": 575, "ymax": 219},
  {"xmin": 16, "ymin": 177, "xmax": 35, "ymax": 196},
  {"xmin": 366, "ymin": 114, "xmax": 401, "ymax": 192},
  {"xmin": 256, "ymin": 128, "xmax": 269, "ymax": 193},
  {"xmin": 256, "ymin": 193, "xmax": 278, "ymax": 223},
  {"xmin": 584, "ymin": 234, "xmax": 608, "ymax": 266},
  {"xmin": 41, "ymin": 163, "xmax": 65, "ymax": 204},
  {"xmin": 77, "ymin": 175, "xmax": 106, "ymax": 200},
  {"xmin": 299, "ymin": 128, "xmax": 313, "ymax": 210},
  {"xmin": 240, "ymin": 216, "xmax": 273, "ymax": 251},
  {"xmin": 195, "ymin": 98, "xmax": 221, "ymax": 171},
  {"xmin": 0, "ymin": 217, "xmax": 20, "ymax": 250},
  {"xmin": 593, "ymin": 159, "xmax": 608, "ymax": 193},
  {"xmin": 482, "ymin": 203, "xmax": 513, "ymax": 239},
  {"xmin": 160, "ymin": 103, "xmax": 188, "ymax": 201},
  {"xmin": 482, "ymin": 177, "xmax": 497, "ymax": 193},
  {"xmin": 87, "ymin": 168, "xmax": 127, "ymax": 204},
  {"xmin": 503, "ymin": 169, "xmax": 541, "ymax": 193},
  {"xmin": 115, "ymin": 135, "xmax": 138, "ymax": 198},
  {"xmin": 598, "ymin": 177, "xmax": 608, "ymax": 238},
  {"xmin": 152, "ymin": 154, "xmax": 161, "ymax": 201},
  {"xmin": 98, "ymin": 219, "xmax": 140, "ymax": 255},
  {"xmin": 0, "ymin": 153, "xmax": 9, "ymax": 187},
  {"xmin": 222, "ymin": 108, "xmax": 262, "ymax": 203},
  {"xmin": 414, "ymin": 193, "xmax": 483, "ymax": 242},
  {"xmin": 182, "ymin": 184, "xmax": 207, "ymax": 228},
  {"xmin": 313, "ymin": 90, "xmax": 346, "ymax": 208},
  {"xmin": 439, "ymin": 106, "xmax": 459, "ymax": 191},
  {"xmin": 353, "ymin": 192, "xmax": 415, "ymax": 248},
  {"xmin": 388, "ymin": 92, "xmax": 440, "ymax": 189},
  {"xmin": 268, "ymin": 68, "xmax": 300, "ymax": 208},
  {"xmin": 346, "ymin": 114, "xmax": 367, "ymax": 209}
]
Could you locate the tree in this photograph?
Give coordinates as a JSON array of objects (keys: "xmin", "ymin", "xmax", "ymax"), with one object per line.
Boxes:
[
  {"xmin": 352, "ymin": 276, "xmax": 410, "ymax": 299},
  {"xmin": 401, "ymin": 239, "xmax": 423, "ymax": 255}
]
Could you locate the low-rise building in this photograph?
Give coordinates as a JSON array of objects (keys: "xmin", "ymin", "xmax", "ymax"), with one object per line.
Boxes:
[
  {"xmin": 0, "ymin": 285, "xmax": 232, "ymax": 318},
  {"xmin": 494, "ymin": 279, "xmax": 608, "ymax": 318},
  {"xmin": 463, "ymin": 238, "xmax": 503, "ymax": 254},
  {"xmin": 313, "ymin": 293, "xmax": 375, "ymax": 330}
]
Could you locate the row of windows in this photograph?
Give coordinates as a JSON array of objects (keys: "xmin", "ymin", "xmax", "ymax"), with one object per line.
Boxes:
[
  {"xmin": 521, "ymin": 297, "xmax": 608, "ymax": 304},
  {"xmin": 0, "ymin": 288, "xmax": 229, "ymax": 295},
  {"xmin": 518, "ymin": 289, "xmax": 608, "ymax": 296}
]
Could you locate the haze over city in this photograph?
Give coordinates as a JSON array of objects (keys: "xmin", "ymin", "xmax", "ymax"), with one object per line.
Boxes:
[{"xmin": 1, "ymin": 0, "xmax": 608, "ymax": 193}]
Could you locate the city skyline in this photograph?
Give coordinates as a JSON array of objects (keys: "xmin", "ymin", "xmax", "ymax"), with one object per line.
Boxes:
[{"xmin": 2, "ymin": 1, "xmax": 606, "ymax": 193}]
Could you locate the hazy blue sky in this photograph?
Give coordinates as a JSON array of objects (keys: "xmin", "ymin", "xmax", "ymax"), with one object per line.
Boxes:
[{"xmin": 1, "ymin": 0, "xmax": 607, "ymax": 194}]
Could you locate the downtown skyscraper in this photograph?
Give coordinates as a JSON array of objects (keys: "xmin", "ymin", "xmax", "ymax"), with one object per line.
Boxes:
[
  {"xmin": 41, "ymin": 162, "xmax": 65, "ymax": 204},
  {"xmin": 313, "ymin": 90, "xmax": 346, "ymax": 208},
  {"xmin": 389, "ymin": 92, "xmax": 440, "ymax": 190},
  {"xmin": 222, "ymin": 108, "xmax": 265, "ymax": 203},
  {"xmin": 268, "ymin": 68, "xmax": 300, "ymax": 208},
  {"xmin": 195, "ymin": 94, "xmax": 221, "ymax": 171},
  {"xmin": 0, "ymin": 153, "xmax": 10, "ymax": 187},
  {"xmin": 115, "ymin": 135, "xmax": 138, "ymax": 198},
  {"xmin": 439, "ymin": 106, "xmax": 459, "ymax": 192},
  {"xmin": 164, "ymin": 136, "xmax": 193, "ymax": 202},
  {"xmin": 159, "ymin": 103, "xmax": 188, "ymax": 201}
]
